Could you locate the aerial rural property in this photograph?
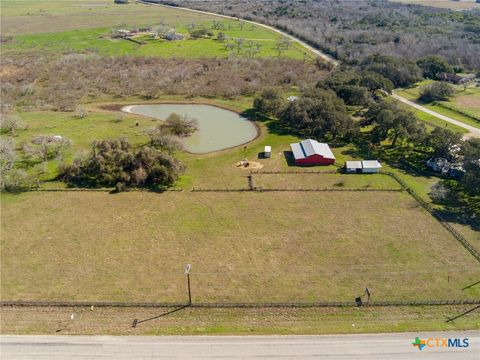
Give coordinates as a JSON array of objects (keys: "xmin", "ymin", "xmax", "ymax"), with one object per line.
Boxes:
[{"xmin": 0, "ymin": 0, "xmax": 479, "ymax": 357}]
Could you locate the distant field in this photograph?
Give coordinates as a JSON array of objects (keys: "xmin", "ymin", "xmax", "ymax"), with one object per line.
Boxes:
[
  {"xmin": 2, "ymin": 26, "xmax": 311, "ymax": 60},
  {"xmin": 0, "ymin": 0, "xmax": 216, "ymax": 35},
  {"xmin": 2, "ymin": 191, "xmax": 479, "ymax": 303},
  {"xmin": 395, "ymin": 82, "xmax": 480, "ymax": 130},
  {"xmin": 392, "ymin": 0, "xmax": 479, "ymax": 10},
  {"xmin": 1, "ymin": 1, "xmax": 314, "ymax": 60}
]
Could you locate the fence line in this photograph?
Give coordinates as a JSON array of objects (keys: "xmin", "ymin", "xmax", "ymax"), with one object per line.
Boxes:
[
  {"xmin": 191, "ymin": 188, "xmax": 403, "ymax": 192},
  {"xmin": 384, "ymin": 171, "xmax": 480, "ymax": 262},
  {"xmin": 2, "ymin": 299, "xmax": 479, "ymax": 308}
]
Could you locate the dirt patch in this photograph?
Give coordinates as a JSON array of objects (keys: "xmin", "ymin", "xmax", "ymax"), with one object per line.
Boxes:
[
  {"xmin": 235, "ymin": 159, "xmax": 264, "ymax": 169},
  {"xmin": 99, "ymin": 104, "xmax": 124, "ymax": 111},
  {"xmin": 455, "ymin": 95, "xmax": 480, "ymax": 114}
]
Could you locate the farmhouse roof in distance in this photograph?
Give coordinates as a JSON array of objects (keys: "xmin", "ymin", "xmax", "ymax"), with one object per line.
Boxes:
[{"xmin": 290, "ymin": 139, "xmax": 335, "ymax": 160}]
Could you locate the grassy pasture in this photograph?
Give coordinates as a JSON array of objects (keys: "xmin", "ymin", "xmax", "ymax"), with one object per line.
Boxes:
[
  {"xmin": 0, "ymin": 0, "xmax": 217, "ymax": 36},
  {"xmin": 1, "ymin": 190, "xmax": 479, "ymax": 303},
  {"xmin": 1, "ymin": 1, "xmax": 314, "ymax": 60},
  {"xmin": 395, "ymin": 82, "xmax": 480, "ymax": 129}
]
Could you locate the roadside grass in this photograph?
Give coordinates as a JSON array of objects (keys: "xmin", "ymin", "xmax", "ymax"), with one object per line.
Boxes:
[
  {"xmin": 1, "ymin": 305, "xmax": 479, "ymax": 335},
  {"xmin": 396, "ymin": 102, "xmax": 468, "ymax": 134},
  {"xmin": 2, "ymin": 190, "xmax": 479, "ymax": 303}
]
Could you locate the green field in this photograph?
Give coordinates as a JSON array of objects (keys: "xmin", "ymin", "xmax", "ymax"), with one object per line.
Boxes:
[
  {"xmin": 1, "ymin": 1, "xmax": 314, "ymax": 60},
  {"xmin": 395, "ymin": 81, "xmax": 480, "ymax": 129},
  {"xmin": 2, "ymin": 0, "xmax": 480, "ymax": 335},
  {"xmin": 2, "ymin": 189, "xmax": 479, "ymax": 303}
]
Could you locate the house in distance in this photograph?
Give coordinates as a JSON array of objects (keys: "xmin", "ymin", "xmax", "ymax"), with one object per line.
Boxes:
[{"xmin": 290, "ymin": 139, "xmax": 335, "ymax": 166}]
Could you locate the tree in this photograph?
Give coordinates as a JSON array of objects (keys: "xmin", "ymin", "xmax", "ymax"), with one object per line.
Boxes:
[
  {"xmin": 163, "ymin": 113, "xmax": 198, "ymax": 137},
  {"xmin": 0, "ymin": 138, "xmax": 15, "ymax": 176},
  {"xmin": 146, "ymin": 127, "xmax": 183, "ymax": 153},
  {"xmin": 336, "ymin": 85, "xmax": 370, "ymax": 106},
  {"xmin": 253, "ymin": 88, "xmax": 285, "ymax": 117},
  {"xmin": 417, "ymin": 55, "xmax": 453, "ymax": 79},
  {"xmin": 234, "ymin": 38, "xmax": 244, "ymax": 54},
  {"xmin": 361, "ymin": 55, "xmax": 423, "ymax": 88},
  {"xmin": 419, "ymin": 82, "xmax": 455, "ymax": 103},
  {"xmin": 365, "ymin": 101, "xmax": 425, "ymax": 146},
  {"xmin": 279, "ymin": 88, "xmax": 356, "ymax": 141},
  {"xmin": 461, "ymin": 138, "xmax": 480, "ymax": 196},
  {"xmin": 23, "ymin": 135, "xmax": 72, "ymax": 162},
  {"xmin": 359, "ymin": 71, "xmax": 394, "ymax": 93},
  {"xmin": 425, "ymin": 127, "xmax": 462, "ymax": 159}
]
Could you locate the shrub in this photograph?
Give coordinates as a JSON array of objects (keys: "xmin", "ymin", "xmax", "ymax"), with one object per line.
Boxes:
[
  {"xmin": 419, "ymin": 82, "xmax": 455, "ymax": 103},
  {"xmin": 163, "ymin": 113, "xmax": 198, "ymax": 137},
  {"xmin": 61, "ymin": 138, "xmax": 184, "ymax": 188},
  {"xmin": 0, "ymin": 114, "xmax": 26, "ymax": 134},
  {"xmin": 74, "ymin": 105, "xmax": 88, "ymax": 119}
]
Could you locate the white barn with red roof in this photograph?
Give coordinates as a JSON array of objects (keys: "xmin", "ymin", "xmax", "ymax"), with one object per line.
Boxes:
[{"xmin": 290, "ymin": 139, "xmax": 335, "ymax": 166}]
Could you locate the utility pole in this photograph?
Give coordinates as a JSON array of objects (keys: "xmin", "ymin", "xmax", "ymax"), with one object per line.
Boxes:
[{"xmin": 185, "ymin": 264, "xmax": 192, "ymax": 305}]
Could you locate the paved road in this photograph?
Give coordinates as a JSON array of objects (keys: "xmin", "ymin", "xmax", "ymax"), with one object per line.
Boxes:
[
  {"xmin": 393, "ymin": 93, "xmax": 480, "ymax": 139},
  {"xmin": 140, "ymin": 1, "xmax": 479, "ymax": 139},
  {"xmin": 1, "ymin": 332, "xmax": 478, "ymax": 359}
]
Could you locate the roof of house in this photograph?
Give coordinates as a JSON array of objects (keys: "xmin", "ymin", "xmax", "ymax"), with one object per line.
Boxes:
[
  {"xmin": 345, "ymin": 161, "xmax": 363, "ymax": 169},
  {"xmin": 362, "ymin": 160, "xmax": 382, "ymax": 168},
  {"xmin": 290, "ymin": 139, "xmax": 335, "ymax": 160}
]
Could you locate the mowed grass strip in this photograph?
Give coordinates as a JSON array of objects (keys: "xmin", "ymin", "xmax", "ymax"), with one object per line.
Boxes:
[
  {"xmin": 1, "ymin": 191, "xmax": 478, "ymax": 303},
  {"xmin": 253, "ymin": 173, "xmax": 402, "ymax": 190},
  {"xmin": 1, "ymin": 305, "xmax": 478, "ymax": 335}
]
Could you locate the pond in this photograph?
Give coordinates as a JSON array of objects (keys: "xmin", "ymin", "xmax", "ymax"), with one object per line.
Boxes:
[{"xmin": 124, "ymin": 104, "xmax": 258, "ymax": 153}]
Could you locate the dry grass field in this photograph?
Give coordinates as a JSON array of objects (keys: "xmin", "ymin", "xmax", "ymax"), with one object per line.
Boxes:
[{"xmin": 2, "ymin": 190, "xmax": 479, "ymax": 304}]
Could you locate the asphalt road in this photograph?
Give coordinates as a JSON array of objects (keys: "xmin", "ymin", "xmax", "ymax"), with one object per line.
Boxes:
[{"xmin": 1, "ymin": 332, "xmax": 478, "ymax": 359}]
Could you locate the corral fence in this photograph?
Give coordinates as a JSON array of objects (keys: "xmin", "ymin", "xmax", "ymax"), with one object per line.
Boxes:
[{"xmin": 2, "ymin": 299, "xmax": 479, "ymax": 308}]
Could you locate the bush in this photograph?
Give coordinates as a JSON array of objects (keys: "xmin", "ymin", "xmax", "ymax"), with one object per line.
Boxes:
[
  {"xmin": 163, "ymin": 113, "xmax": 198, "ymax": 137},
  {"xmin": 61, "ymin": 138, "xmax": 184, "ymax": 188},
  {"xmin": 23, "ymin": 135, "xmax": 72, "ymax": 162},
  {"xmin": 0, "ymin": 114, "xmax": 26, "ymax": 134},
  {"xmin": 419, "ymin": 82, "xmax": 455, "ymax": 103},
  {"xmin": 146, "ymin": 127, "xmax": 183, "ymax": 153},
  {"xmin": 74, "ymin": 105, "xmax": 88, "ymax": 119}
]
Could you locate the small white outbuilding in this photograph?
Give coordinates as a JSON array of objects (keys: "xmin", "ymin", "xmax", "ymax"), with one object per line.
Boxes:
[
  {"xmin": 264, "ymin": 146, "xmax": 272, "ymax": 158},
  {"xmin": 345, "ymin": 160, "xmax": 382, "ymax": 173}
]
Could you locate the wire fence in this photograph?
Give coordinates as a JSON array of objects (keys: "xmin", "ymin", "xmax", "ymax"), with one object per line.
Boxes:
[{"xmin": 2, "ymin": 299, "xmax": 479, "ymax": 308}]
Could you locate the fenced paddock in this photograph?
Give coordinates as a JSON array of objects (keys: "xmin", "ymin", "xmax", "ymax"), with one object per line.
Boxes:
[{"xmin": 2, "ymin": 190, "xmax": 479, "ymax": 304}]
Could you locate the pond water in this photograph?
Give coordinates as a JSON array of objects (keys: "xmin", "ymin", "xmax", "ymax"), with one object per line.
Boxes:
[{"xmin": 124, "ymin": 104, "xmax": 258, "ymax": 153}]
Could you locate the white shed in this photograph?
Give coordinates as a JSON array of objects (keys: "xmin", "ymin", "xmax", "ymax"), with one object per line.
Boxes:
[
  {"xmin": 345, "ymin": 161, "xmax": 363, "ymax": 173},
  {"xmin": 361, "ymin": 160, "xmax": 382, "ymax": 173},
  {"xmin": 264, "ymin": 146, "xmax": 271, "ymax": 158}
]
